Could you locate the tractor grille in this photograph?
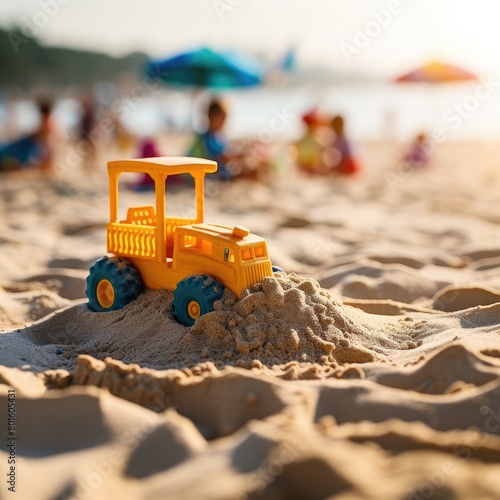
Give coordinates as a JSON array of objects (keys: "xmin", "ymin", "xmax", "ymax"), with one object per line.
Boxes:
[{"xmin": 244, "ymin": 261, "xmax": 272, "ymax": 288}]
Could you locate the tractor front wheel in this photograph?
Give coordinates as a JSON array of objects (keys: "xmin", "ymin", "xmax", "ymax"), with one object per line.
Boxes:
[
  {"xmin": 86, "ymin": 256, "xmax": 143, "ymax": 312},
  {"xmin": 172, "ymin": 274, "xmax": 224, "ymax": 326}
]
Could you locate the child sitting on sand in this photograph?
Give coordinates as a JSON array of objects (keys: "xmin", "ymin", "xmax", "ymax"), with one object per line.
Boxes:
[
  {"xmin": 403, "ymin": 133, "xmax": 431, "ymax": 169},
  {"xmin": 188, "ymin": 99, "xmax": 230, "ymax": 179},
  {"xmin": 295, "ymin": 109, "xmax": 327, "ymax": 175},
  {"xmin": 0, "ymin": 99, "xmax": 56, "ymax": 173},
  {"xmin": 325, "ymin": 115, "xmax": 361, "ymax": 176},
  {"xmin": 130, "ymin": 138, "xmax": 162, "ymax": 191},
  {"xmin": 187, "ymin": 98, "xmax": 270, "ymax": 182}
]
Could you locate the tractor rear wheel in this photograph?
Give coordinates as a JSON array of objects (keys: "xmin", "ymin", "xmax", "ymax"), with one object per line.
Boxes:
[
  {"xmin": 172, "ymin": 274, "xmax": 224, "ymax": 326},
  {"xmin": 86, "ymin": 256, "xmax": 143, "ymax": 312}
]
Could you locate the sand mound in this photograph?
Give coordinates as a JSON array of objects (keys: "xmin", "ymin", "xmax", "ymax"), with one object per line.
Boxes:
[
  {"xmin": 5, "ymin": 273, "xmax": 500, "ymax": 377},
  {"xmin": 189, "ymin": 273, "xmax": 379, "ymax": 365},
  {"xmin": 369, "ymin": 344, "xmax": 500, "ymax": 394},
  {"xmin": 20, "ymin": 269, "xmax": 88, "ymax": 300},
  {"xmin": 0, "ymin": 286, "xmax": 72, "ymax": 327},
  {"xmin": 5, "ymin": 273, "xmax": 462, "ymax": 373},
  {"xmin": 432, "ymin": 285, "xmax": 500, "ymax": 312},
  {"xmin": 318, "ymin": 261, "xmax": 448, "ymax": 302}
]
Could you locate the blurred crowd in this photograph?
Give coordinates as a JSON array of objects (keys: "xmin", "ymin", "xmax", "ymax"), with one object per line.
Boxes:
[{"xmin": 0, "ymin": 91, "xmax": 432, "ymax": 184}]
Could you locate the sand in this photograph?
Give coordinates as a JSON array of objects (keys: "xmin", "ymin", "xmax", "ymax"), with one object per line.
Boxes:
[{"xmin": 1, "ymin": 141, "xmax": 500, "ymax": 499}]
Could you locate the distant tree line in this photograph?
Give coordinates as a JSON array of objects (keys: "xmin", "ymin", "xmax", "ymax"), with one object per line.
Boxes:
[{"xmin": 0, "ymin": 27, "xmax": 148, "ymax": 90}]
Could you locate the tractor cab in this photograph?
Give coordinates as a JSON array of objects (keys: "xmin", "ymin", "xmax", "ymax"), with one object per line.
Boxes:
[{"xmin": 107, "ymin": 156, "xmax": 215, "ymax": 263}]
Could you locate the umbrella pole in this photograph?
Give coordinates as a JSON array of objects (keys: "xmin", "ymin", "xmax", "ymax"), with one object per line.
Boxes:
[
  {"xmin": 191, "ymin": 87, "xmax": 197, "ymax": 132},
  {"xmin": 191, "ymin": 88, "xmax": 209, "ymax": 134}
]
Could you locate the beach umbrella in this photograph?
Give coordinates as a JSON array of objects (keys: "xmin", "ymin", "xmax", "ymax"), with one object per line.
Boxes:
[
  {"xmin": 145, "ymin": 47, "xmax": 263, "ymax": 90},
  {"xmin": 396, "ymin": 60, "xmax": 476, "ymax": 83},
  {"xmin": 394, "ymin": 61, "xmax": 477, "ymax": 140},
  {"xmin": 145, "ymin": 47, "xmax": 263, "ymax": 130}
]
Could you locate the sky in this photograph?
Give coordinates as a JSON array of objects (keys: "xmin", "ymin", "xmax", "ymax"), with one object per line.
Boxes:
[{"xmin": 2, "ymin": 0, "xmax": 500, "ymax": 78}]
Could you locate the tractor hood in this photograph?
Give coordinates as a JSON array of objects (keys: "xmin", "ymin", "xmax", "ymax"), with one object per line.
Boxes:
[{"xmin": 181, "ymin": 223, "xmax": 265, "ymax": 245}]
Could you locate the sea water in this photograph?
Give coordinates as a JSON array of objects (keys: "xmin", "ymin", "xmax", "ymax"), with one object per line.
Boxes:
[{"xmin": 1, "ymin": 81, "xmax": 498, "ymax": 143}]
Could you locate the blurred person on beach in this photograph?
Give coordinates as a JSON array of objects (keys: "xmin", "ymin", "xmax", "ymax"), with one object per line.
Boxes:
[
  {"xmin": 324, "ymin": 115, "xmax": 361, "ymax": 176},
  {"xmin": 0, "ymin": 98, "xmax": 57, "ymax": 173},
  {"xmin": 111, "ymin": 113, "xmax": 134, "ymax": 153},
  {"xmin": 128, "ymin": 136, "xmax": 190, "ymax": 191},
  {"xmin": 77, "ymin": 95, "xmax": 98, "ymax": 170},
  {"xmin": 130, "ymin": 137, "xmax": 162, "ymax": 191},
  {"xmin": 403, "ymin": 132, "xmax": 431, "ymax": 169},
  {"xmin": 295, "ymin": 109, "xmax": 328, "ymax": 175},
  {"xmin": 187, "ymin": 97, "xmax": 271, "ymax": 182}
]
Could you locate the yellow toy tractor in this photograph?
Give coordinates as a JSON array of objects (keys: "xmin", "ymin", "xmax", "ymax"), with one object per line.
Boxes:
[{"xmin": 86, "ymin": 157, "xmax": 281, "ymax": 326}]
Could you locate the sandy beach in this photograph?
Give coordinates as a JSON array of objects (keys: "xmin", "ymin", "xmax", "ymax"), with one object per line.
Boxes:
[{"xmin": 1, "ymin": 140, "xmax": 500, "ymax": 499}]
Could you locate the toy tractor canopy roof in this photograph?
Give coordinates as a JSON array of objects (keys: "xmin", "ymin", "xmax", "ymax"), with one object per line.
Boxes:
[{"xmin": 108, "ymin": 156, "xmax": 218, "ymax": 176}]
